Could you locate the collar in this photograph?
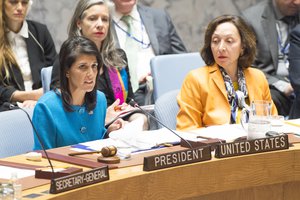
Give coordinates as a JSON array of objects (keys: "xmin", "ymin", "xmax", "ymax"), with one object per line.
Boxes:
[
  {"xmin": 7, "ymin": 21, "xmax": 29, "ymax": 40},
  {"xmin": 113, "ymin": 4, "xmax": 139, "ymax": 23},
  {"xmin": 272, "ymin": 0, "xmax": 284, "ymax": 20}
]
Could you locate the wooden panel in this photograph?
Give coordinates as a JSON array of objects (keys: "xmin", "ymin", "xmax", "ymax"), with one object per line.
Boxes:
[{"xmin": 3, "ymin": 144, "xmax": 300, "ymax": 200}]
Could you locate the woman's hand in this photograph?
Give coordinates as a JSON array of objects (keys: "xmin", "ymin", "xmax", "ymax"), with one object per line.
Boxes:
[
  {"xmin": 21, "ymin": 100, "xmax": 37, "ymax": 108},
  {"xmin": 11, "ymin": 88, "xmax": 43, "ymax": 102},
  {"xmin": 106, "ymin": 118, "xmax": 126, "ymax": 135},
  {"xmin": 105, "ymin": 99, "xmax": 134, "ymax": 124}
]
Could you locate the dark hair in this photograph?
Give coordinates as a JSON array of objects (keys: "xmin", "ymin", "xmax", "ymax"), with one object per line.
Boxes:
[
  {"xmin": 201, "ymin": 15, "xmax": 256, "ymax": 68},
  {"xmin": 59, "ymin": 36, "xmax": 102, "ymax": 112}
]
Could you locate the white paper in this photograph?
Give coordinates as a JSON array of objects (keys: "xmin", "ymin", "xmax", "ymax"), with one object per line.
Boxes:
[
  {"xmin": 71, "ymin": 123, "xmax": 205, "ymax": 155},
  {"xmin": 187, "ymin": 124, "xmax": 247, "ymax": 142},
  {"xmin": 0, "ymin": 166, "xmax": 35, "ymax": 179}
]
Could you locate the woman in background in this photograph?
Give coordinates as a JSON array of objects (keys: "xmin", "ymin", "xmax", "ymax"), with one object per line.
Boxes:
[
  {"xmin": 33, "ymin": 36, "xmax": 123, "ymax": 150},
  {"xmin": 0, "ymin": 0, "xmax": 57, "ymax": 111},
  {"xmin": 176, "ymin": 15, "xmax": 277, "ymax": 130},
  {"xmin": 51, "ymin": 0, "xmax": 148, "ymax": 129}
]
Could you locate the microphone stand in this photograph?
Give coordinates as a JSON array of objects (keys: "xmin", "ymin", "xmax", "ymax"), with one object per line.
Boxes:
[
  {"xmin": 5, "ymin": 103, "xmax": 56, "ymax": 180},
  {"xmin": 129, "ymin": 99, "xmax": 193, "ymax": 149}
]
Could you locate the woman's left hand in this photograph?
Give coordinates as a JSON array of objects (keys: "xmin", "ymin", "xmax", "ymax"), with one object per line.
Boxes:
[
  {"xmin": 107, "ymin": 118, "xmax": 126, "ymax": 134},
  {"xmin": 21, "ymin": 100, "xmax": 37, "ymax": 108}
]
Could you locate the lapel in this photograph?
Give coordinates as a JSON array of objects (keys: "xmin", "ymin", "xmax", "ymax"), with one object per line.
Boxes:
[
  {"xmin": 261, "ymin": 4, "xmax": 278, "ymax": 70},
  {"xmin": 209, "ymin": 64, "xmax": 228, "ymax": 102},
  {"xmin": 244, "ymin": 68, "xmax": 255, "ymax": 102},
  {"xmin": 111, "ymin": 23, "xmax": 121, "ymax": 48},
  {"xmin": 137, "ymin": 5, "xmax": 159, "ymax": 54},
  {"xmin": 25, "ymin": 32, "xmax": 40, "ymax": 85}
]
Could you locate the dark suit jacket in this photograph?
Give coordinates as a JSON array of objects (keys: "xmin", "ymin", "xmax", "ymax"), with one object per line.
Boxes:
[
  {"xmin": 0, "ymin": 20, "xmax": 57, "ymax": 111},
  {"xmin": 288, "ymin": 25, "xmax": 300, "ymax": 119},
  {"xmin": 243, "ymin": 0, "xmax": 300, "ymax": 85},
  {"xmin": 112, "ymin": 4, "xmax": 187, "ymax": 55},
  {"xmin": 51, "ymin": 48, "xmax": 134, "ymax": 107}
]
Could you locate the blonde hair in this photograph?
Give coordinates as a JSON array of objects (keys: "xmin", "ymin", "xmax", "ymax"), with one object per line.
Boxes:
[
  {"xmin": 0, "ymin": 0, "xmax": 19, "ymax": 82},
  {"xmin": 68, "ymin": 0, "xmax": 126, "ymax": 68}
]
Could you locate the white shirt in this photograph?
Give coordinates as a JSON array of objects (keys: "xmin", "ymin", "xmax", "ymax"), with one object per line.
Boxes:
[
  {"xmin": 113, "ymin": 5, "xmax": 155, "ymax": 92},
  {"xmin": 7, "ymin": 21, "xmax": 33, "ymax": 91}
]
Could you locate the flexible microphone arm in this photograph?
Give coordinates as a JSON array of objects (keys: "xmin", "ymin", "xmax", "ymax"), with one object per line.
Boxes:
[
  {"xmin": 4, "ymin": 103, "xmax": 56, "ymax": 179},
  {"xmin": 129, "ymin": 99, "xmax": 193, "ymax": 149}
]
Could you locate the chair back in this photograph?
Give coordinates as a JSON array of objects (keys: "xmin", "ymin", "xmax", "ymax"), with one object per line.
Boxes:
[
  {"xmin": 41, "ymin": 66, "xmax": 53, "ymax": 93},
  {"xmin": 154, "ymin": 90, "xmax": 180, "ymax": 130},
  {"xmin": 150, "ymin": 52, "xmax": 205, "ymax": 102},
  {"xmin": 0, "ymin": 108, "xmax": 34, "ymax": 158}
]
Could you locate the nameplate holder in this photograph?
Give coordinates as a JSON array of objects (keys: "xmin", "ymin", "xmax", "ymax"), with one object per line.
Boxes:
[
  {"xmin": 35, "ymin": 167, "xmax": 83, "ymax": 180},
  {"xmin": 50, "ymin": 166, "xmax": 109, "ymax": 194},
  {"xmin": 215, "ymin": 134, "xmax": 289, "ymax": 158},
  {"xmin": 143, "ymin": 146, "xmax": 211, "ymax": 171},
  {"xmin": 180, "ymin": 138, "xmax": 226, "ymax": 150}
]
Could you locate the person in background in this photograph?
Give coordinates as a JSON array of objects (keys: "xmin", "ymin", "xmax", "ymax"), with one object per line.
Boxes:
[
  {"xmin": 33, "ymin": 36, "xmax": 124, "ymax": 150},
  {"xmin": 176, "ymin": 15, "xmax": 277, "ymax": 131},
  {"xmin": 0, "ymin": 0, "xmax": 57, "ymax": 111},
  {"xmin": 243, "ymin": 0, "xmax": 300, "ymax": 117},
  {"xmin": 51, "ymin": 0, "xmax": 148, "ymax": 130},
  {"xmin": 111, "ymin": 0, "xmax": 187, "ymax": 105},
  {"xmin": 288, "ymin": 24, "xmax": 300, "ymax": 119}
]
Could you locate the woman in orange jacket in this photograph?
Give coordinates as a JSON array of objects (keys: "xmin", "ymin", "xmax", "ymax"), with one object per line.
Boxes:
[{"xmin": 176, "ymin": 15, "xmax": 277, "ymax": 130}]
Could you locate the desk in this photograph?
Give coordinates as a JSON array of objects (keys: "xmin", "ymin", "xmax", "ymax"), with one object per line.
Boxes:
[{"xmin": 2, "ymin": 143, "xmax": 300, "ymax": 200}]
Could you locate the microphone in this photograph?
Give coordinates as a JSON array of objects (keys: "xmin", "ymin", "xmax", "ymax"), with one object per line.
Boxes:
[
  {"xmin": 129, "ymin": 99, "xmax": 193, "ymax": 149},
  {"xmin": 3, "ymin": 102, "xmax": 56, "ymax": 179}
]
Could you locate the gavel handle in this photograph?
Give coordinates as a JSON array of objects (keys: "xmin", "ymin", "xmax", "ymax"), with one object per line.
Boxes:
[{"xmin": 68, "ymin": 151, "xmax": 101, "ymax": 156}]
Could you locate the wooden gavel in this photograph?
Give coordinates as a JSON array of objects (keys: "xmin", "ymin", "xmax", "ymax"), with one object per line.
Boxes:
[{"xmin": 68, "ymin": 145, "xmax": 117, "ymax": 157}]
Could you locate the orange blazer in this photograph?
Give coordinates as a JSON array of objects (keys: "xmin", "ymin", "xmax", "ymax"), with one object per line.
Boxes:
[{"xmin": 176, "ymin": 64, "xmax": 278, "ymax": 130}]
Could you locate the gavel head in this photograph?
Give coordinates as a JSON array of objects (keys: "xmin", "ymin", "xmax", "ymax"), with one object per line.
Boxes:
[{"xmin": 101, "ymin": 145, "xmax": 117, "ymax": 157}]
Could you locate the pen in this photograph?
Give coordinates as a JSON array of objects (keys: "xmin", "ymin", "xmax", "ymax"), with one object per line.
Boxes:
[{"xmin": 114, "ymin": 105, "xmax": 122, "ymax": 111}]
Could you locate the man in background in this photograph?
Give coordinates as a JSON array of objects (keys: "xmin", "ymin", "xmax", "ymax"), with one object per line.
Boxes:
[
  {"xmin": 111, "ymin": 0, "xmax": 187, "ymax": 105},
  {"xmin": 243, "ymin": 0, "xmax": 300, "ymax": 116},
  {"xmin": 288, "ymin": 24, "xmax": 300, "ymax": 119}
]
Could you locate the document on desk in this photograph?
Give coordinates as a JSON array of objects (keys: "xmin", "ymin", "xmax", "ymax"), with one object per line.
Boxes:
[
  {"xmin": 187, "ymin": 123, "xmax": 300, "ymax": 142},
  {"xmin": 187, "ymin": 124, "xmax": 247, "ymax": 142},
  {"xmin": 285, "ymin": 119, "xmax": 300, "ymax": 128},
  {"xmin": 71, "ymin": 117, "xmax": 204, "ymax": 154},
  {"xmin": 0, "ymin": 166, "xmax": 35, "ymax": 179}
]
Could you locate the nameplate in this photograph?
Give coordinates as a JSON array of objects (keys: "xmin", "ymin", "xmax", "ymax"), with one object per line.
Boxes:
[
  {"xmin": 215, "ymin": 135, "xmax": 289, "ymax": 158},
  {"xmin": 143, "ymin": 146, "xmax": 211, "ymax": 171},
  {"xmin": 50, "ymin": 166, "xmax": 109, "ymax": 194}
]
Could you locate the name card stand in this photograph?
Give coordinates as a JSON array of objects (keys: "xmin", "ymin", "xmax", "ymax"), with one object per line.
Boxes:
[
  {"xmin": 143, "ymin": 146, "xmax": 211, "ymax": 171},
  {"xmin": 215, "ymin": 135, "xmax": 289, "ymax": 158},
  {"xmin": 180, "ymin": 138, "xmax": 226, "ymax": 150},
  {"xmin": 35, "ymin": 167, "xmax": 83, "ymax": 179},
  {"xmin": 50, "ymin": 166, "xmax": 109, "ymax": 194}
]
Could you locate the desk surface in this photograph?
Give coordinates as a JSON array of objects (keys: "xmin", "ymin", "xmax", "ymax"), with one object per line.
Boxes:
[{"xmin": 2, "ymin": 141, "xmax": 300, "ymax": 200}]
